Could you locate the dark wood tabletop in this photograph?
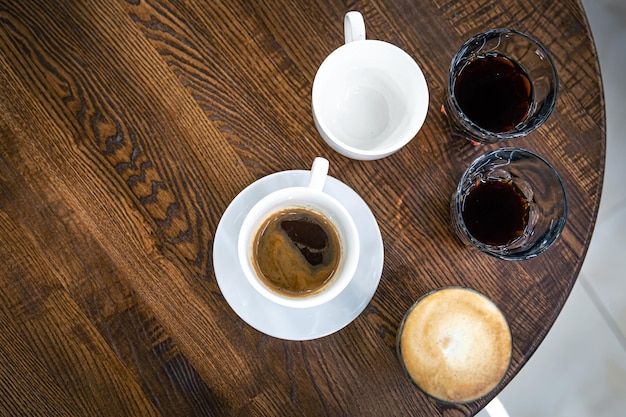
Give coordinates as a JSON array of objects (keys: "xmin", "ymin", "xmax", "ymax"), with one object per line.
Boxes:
[{"xmin": 0, "ymin": 1, "xmax": 604, "ymax": 416}]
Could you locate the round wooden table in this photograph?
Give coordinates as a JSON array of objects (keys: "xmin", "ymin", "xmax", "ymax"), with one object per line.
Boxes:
[{"xmin": 0, "ymin": 1, "xmax": 604, "ymax": 415}]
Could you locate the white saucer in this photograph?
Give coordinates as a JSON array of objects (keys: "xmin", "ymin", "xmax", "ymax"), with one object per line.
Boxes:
[{"xmin": 213, "ymin": 170, "xmax": 384, "ymax": 341}]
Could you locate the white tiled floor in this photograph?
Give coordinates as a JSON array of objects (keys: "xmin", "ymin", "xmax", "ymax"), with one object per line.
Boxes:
[{"xmin": 478, "ymin": 1, "xmax": 626, "ymax": 416}]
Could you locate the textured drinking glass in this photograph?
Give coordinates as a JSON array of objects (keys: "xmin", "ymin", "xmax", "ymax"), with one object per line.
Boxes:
[
  {"xmin": 451, "ymin": 148, "xmax": 567, "ymax": 261},
  {"xmin": 443, "ymin": 28, "xmax": 558, "ymax": 144}
]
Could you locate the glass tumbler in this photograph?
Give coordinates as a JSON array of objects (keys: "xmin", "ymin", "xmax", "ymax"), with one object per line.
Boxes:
[
  {"xmin": 397, "ymin": 287, "xmax": 512, "ymax": 404},
  {"xmin": 443, "ymin": 28, "xmax": 558, "ymax": 144},
  {"xmin": 451, "ymin": 147, "xmax": 568, "ymax": 260}
]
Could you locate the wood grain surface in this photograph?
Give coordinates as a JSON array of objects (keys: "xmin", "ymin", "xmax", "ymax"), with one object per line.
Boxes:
[{"xmin": 0, "ymin": 0, "xmax": 604, "ymax": 416}]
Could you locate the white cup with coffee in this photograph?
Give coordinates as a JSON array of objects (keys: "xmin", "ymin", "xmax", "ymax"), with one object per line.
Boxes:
[
  {"xmin": 238, "ymin": 158, "xmax": 359, "ymax": 309},
  {"xmin": 312, "ymin": 11, "xmax": 429, "ymax": 160}
]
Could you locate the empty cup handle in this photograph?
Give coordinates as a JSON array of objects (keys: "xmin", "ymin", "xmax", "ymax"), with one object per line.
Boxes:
[
  {"xmin": 307, "ymin": 157, "xmax": 329, "ymax": 191},
  {"xmin": 344, "ymin": 11, "xmax": 365, "ymax": 43}
]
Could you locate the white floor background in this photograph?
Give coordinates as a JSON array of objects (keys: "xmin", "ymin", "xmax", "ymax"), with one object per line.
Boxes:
[{"xmin": 477, "ymin": 0, "xmax": 626, "ymax": 416}]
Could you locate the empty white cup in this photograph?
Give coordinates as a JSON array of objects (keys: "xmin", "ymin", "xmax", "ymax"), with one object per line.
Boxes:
[{"xmin": 312, "ymin": 11, "xmax": 429, "ymax": 160}]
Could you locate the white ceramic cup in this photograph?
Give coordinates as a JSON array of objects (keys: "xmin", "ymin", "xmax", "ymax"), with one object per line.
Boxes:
[
  {"xmin": 312, "ymin": 11, "xmax": 429, "ymax": 160},
  {"xmin": 238, "ymin": 157, "xmax": 360, "ymax": 309}
]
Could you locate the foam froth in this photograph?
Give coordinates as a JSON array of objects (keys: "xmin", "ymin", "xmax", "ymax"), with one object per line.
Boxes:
[{"xmin": 398, "ymin": 288, "xmax": 512, "ymax": 403}]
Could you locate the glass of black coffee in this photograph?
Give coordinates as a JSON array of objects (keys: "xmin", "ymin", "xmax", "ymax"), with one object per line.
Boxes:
[
  {"xmin": 451, "ymin": 148, "xmax": 567, "ymax": 260},
  {"xmin": 443, "ymin": 28, "xmax": 558, "ymax": 144}
]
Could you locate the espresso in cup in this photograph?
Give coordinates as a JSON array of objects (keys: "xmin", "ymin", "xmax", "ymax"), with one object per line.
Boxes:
[
  {"xmin": 238, "ymin": 157, "xmax": 359, "ymax": 309},
  {"xmin": 397, "ymin": 287, "xmax": 512, "ymax": 403},
  {"xmin": 252, "ymin": 207, "xmax": 341, "ymax": 297}
]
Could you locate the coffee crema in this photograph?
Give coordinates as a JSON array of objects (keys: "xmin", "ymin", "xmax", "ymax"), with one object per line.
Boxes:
[
  {"xmin": 398, "ymin": 288, "xmax": 512, "ymax": 403},
  {"xmin": 252, "ymin": 208, "xmax": 340, "ymax": 298}
]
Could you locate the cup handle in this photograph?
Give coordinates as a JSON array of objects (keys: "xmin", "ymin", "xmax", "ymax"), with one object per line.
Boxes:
[
  {"xmin": 344, "ymin": 11, "xmax": 365, "ymax": 44},
  {"xmin": 307, "ymin": 157, "xmax": 329, "ymax": 191}
]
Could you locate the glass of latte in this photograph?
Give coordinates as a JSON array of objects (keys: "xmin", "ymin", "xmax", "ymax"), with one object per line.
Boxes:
[{"xmin": 397, "ymin": 287, "xmax": 512, "ymax": 403}]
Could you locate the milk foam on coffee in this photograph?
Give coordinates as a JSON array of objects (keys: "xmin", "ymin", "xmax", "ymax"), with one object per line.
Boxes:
[{"xmin": 398, "ymin": 288, "xmax": 512, "ymax": 403}]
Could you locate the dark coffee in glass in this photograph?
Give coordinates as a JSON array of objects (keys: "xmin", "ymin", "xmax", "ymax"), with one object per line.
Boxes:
[
  {"xmin": 462, "ymin": 179, "xmax": 530, "ymax": 246},
  {"xmin": 451, "ymin": 148, "xmax": 568, "ymax": 261},
  {"xmin": 454, "ymin": 55, "xmax": 532, "ymax": 134},
  {"xmin": 443, "ymin": 29, "xmax": 558, "ymax": 144}
]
